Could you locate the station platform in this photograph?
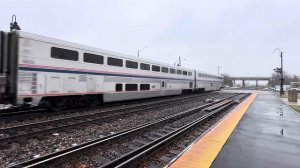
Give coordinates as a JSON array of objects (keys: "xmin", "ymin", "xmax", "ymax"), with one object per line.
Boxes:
[{"xmin": 169, "ymin": 92, "xmax": 300, "ymax": 168}]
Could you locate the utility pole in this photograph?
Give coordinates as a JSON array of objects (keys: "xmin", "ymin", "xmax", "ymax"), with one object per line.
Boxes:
[
  {"xmin": 137, "ymin": 46, "xmax": 148, "ymax": 58},
  {"xmin": 217, "ymin": 65, "xmax": 221, "ymax": 75},
  {"xmin": 178, "ymin": 56, "xmax": 181, "ymax": 67},
  {"xmin": 279, "ymin": 51, "xmax": 284, "ymax": 96},
  {"xmin": 273, "ymin": 48, "xmax": 284, "ymax": 96},
  {"xmin": 177, "ymin": 56, "xmax": 186, "ymax": 67}
]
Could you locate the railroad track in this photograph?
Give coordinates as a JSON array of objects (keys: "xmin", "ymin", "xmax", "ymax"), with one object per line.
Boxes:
[
  {"xmin": 0, "ymin": 92, "xmax": 225, "ymax": 147},
  {"xmin": 0, "ymin": 107, "xmax": 47, "ymax": 118},
  {"xmin": 140, "ymin": 93, "xmax": 250, "ymax": 167},
  {"xmin": 10, "ymin": 93, "xmax": 247, "ymax": 168},
  {"xmin": 0, "ymin": 92, "xmax": 216, "ymax": 121}
]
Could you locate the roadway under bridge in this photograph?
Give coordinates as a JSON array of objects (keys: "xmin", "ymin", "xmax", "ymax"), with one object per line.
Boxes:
[{"xmin": 230, "ymin": 77, "xmax": 272, "ymax": 87}]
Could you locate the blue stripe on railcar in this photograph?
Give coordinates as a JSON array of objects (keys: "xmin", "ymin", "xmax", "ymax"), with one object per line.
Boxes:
[{"xmin": 18, "ymin": 66, "xmax": 195, "ymax": 81}]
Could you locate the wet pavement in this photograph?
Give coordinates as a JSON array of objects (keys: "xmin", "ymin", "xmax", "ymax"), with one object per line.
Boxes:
[{"xmin": 212, "ymin": 92, "xmax": 300, "ymax": 168}]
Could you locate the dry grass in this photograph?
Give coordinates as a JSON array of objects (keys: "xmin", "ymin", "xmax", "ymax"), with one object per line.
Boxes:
[{"xmin": 291, "ymin": 105, "xmax": 300, "ymax": 113}]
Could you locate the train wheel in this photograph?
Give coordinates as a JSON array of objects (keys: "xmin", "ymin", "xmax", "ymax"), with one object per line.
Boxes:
[
  {"xmin": 88, "ymin": 95, "xmax": 98, "ymax": 107},
  {"xmin": 50, "ymin": 98, "xmax": 66, "ymax": 112}
]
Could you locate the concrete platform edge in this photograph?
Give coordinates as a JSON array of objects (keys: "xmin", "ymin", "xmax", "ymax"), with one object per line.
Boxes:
[{"xmin": 169, "ymin": 93, "xmax": 257, "ymax": 168}]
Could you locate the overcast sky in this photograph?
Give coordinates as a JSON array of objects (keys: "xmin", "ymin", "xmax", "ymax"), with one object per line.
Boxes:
[{"xmin": 1, "ymin": 0, "xmax": 299, "ymax": 77}]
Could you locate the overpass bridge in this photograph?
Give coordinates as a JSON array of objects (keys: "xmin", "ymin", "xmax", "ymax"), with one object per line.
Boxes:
[{"xmin": 230, "ymin": 77, "xmax": 272, "ymax": 87}]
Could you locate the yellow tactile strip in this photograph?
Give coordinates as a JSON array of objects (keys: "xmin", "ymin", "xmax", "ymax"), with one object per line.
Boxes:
[{"xmin": 169, "ymin": 93, "xmax": 257, "ymax": 168}]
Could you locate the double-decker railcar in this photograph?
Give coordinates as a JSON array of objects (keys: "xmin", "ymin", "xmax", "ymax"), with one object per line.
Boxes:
[{"xmin": 0, "ymin": 30, "xmax": 223, "ymax": 110}]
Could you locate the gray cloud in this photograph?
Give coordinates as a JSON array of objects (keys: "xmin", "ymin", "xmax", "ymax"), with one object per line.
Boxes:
[{"xmin": 1, "ymin": 0, "xmax": 299, "ymax": 77}]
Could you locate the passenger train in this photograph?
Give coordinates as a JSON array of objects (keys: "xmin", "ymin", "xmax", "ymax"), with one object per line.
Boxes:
[{"xmin": 0, "ymin": 30, "xmax": 223, "ymax": 110}]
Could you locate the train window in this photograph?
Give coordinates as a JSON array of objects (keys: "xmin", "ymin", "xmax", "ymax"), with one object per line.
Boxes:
[
  {"xmin": 83, "ymin": 53, "xmax": 103, "ymax": 64},
  {"xmin": 140, "ymin": 63, "xmax": 150, "ymax": 70},
  {"xmin": 170, "ymin": 68, "xmax": 176, "ymax": 74},
  {"xmin": 51, "ymin": 47, "xmax": 78, "ymax": 61},
  {"xmin": 177, "ymin": 70, "xmax": 182, "ymax": 75},
  {"xmin": 126, "ymin": 60, "xmax": 138, "ymax": 69},
  {"xmin": 116, "ymin": 83, "xmax": 122, "ymax": 91},
  {"xmin": 107, "ymin": 57, "xmax": 123, "ymax": 67},
  {"xmin": 152, "ymin": 65, "xmax": 160, "ymax": 72},
  {"xmin": 188, "ymin": 72, "xmax": 192, "ymax": 76},
  {"xmin": 140, "ymin": 84, "xmax": 150, "ymax": 90},
  {"xmin": 125, "ymin": 84, "xmax": 138, "ymax": 91},
  {"xmin": 161, "ymin": 67, "xmax": 169, "ymax": 73},
  {"xmin": 183, "ymin": 71, "xmax": 187, "ymax": 75}
]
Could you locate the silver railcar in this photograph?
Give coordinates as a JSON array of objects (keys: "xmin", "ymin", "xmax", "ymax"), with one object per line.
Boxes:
[{"xmin": 0, "ymin": 30, "xmax": 223, "ymax": 110}]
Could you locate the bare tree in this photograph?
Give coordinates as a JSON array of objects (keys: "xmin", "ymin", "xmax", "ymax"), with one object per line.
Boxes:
[
  {"xmin": 270, "ymin": 71, "xmax": 299, "ymax": 87},
  {"xmin": 222, "ymin": 73, "xmax": 233, "ymax": 87}
]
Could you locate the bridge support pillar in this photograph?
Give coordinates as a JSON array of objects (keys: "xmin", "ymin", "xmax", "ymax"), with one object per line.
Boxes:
[
  {"xmin": 256, "ymin": 80, "xmax": 258, "ymax": 87},
  {"xmin": 242, "ymin": 80, "xmax": 245, "ymax": 87}
]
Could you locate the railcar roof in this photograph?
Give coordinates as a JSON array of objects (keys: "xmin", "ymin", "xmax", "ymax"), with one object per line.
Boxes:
[{"xmin": 16, "ymin": 30, "xmax": 222, "ymax": 77}]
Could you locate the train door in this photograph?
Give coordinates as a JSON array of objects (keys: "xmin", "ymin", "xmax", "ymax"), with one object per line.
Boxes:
[
  {"xmin": 160, "ymin": 80, "xmax": 166, "ymax": 96},
  {"xmin": 46, "ymin": 74, "xmax": 63, "ymax": 93},
  {"xmin": 78, "ymin": 75, "xmax": 87, "ymax": 93},
  {"xmin": 87, "ymin": 76, "xmax": 96, "ymax": 92},
  {"xmin": 64, "ymin": 74, "xmax": 78, "ymax": 93},
  {"xmin": 189, "ymin": 82, "xmax": 193, "ymax": 89}
]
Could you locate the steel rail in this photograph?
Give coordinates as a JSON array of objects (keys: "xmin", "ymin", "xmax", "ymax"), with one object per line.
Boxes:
[
  {"xmin": 0, "ymin": 93, "xmax": 221, "ymax": 145},
  {"xmin": 11, "ymin": 93, "xmax": 242, "ymax": 168}
]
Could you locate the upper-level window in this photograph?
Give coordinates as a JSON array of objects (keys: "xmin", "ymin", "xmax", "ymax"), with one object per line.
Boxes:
[
  {"xmin": 152, "ymin": 65, "xmax": 160, "ymax": 72},
  {"xmin": 188, "ymin": 72, "xmax": 192, "ymax": 76},
  {"xmin": 170, "ymin": 68, "xmax": 176, "ymax": 74},
  {"xmin": 183, "ymin": 71, "xmax": 187, "ymax": 75},
  {"xmin": 177, "ymin": 70, "xmax": 182, "ymax": 75},
  {"xmin": 83, "ymin": 53, "xmax": 104, "ymax": 64},
  {"xmin": 107, "ymin": 57, "xmax": 123, "ymax": 67},
  {"xmin": 161, "ymin": 67, "xmax": 169, "ymax": 73},
  {"xmin": 126, "ymin": 60, "xmax": 138, "ymax": 69},
  {"xmin": 51, "ymin": 47, "xmax": 78, "ymax": 61},
  {"xmin": 140, "ymin": 63, "xmax": 150, "ymax": 70}
]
